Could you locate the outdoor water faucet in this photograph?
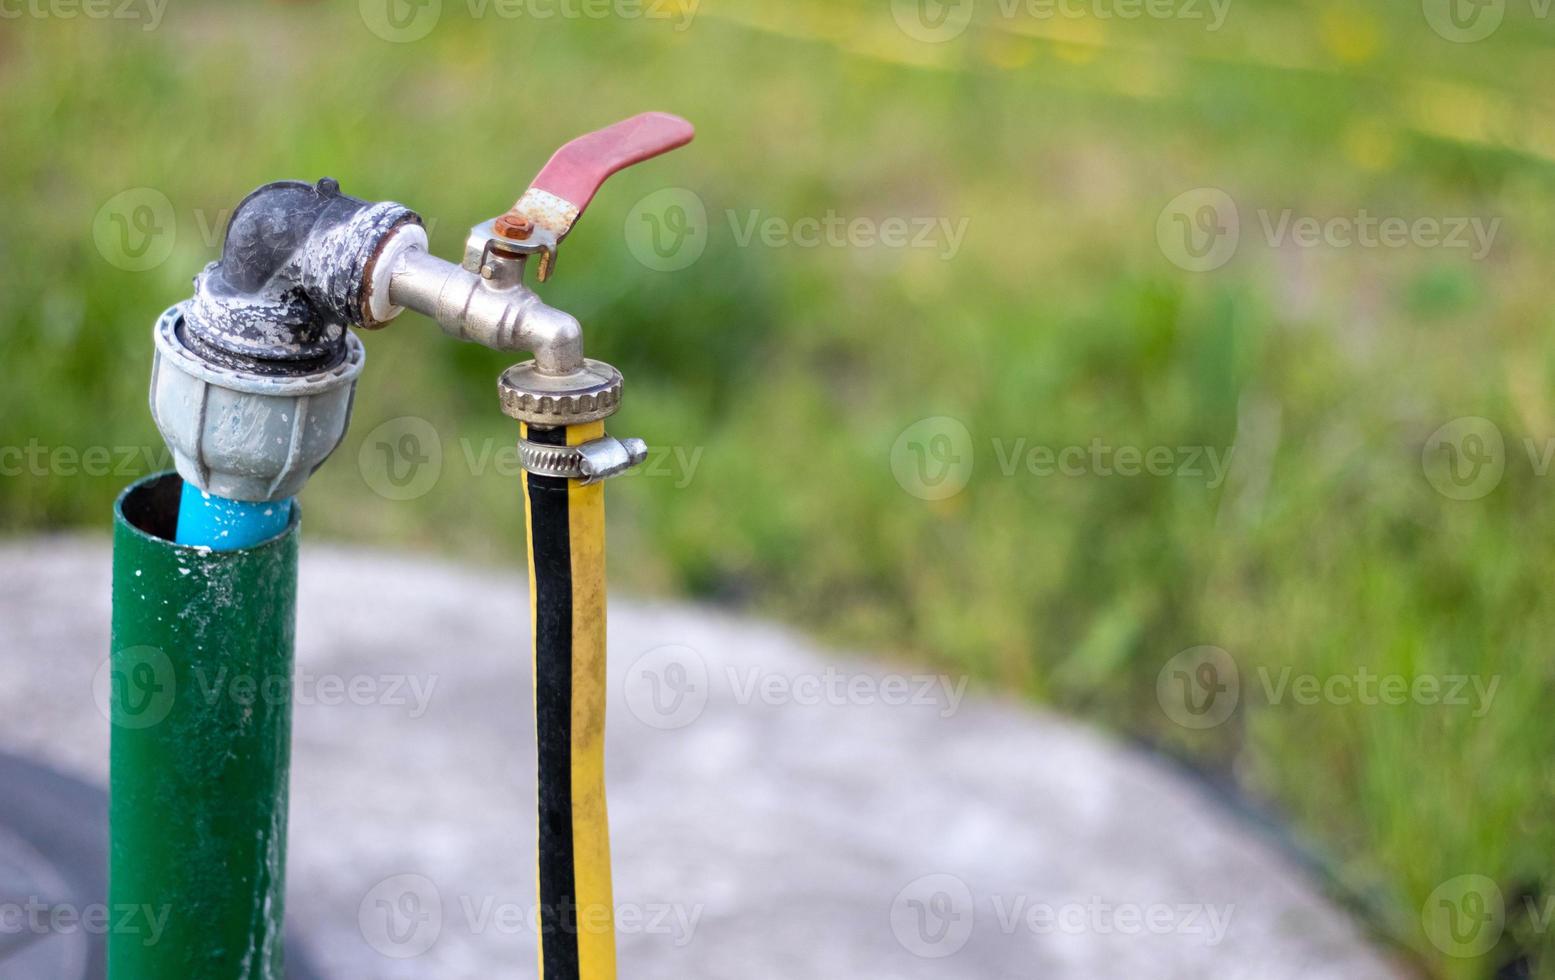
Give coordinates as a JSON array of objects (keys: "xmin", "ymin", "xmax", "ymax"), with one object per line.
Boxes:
[
  {"xmin": 124, "ymin": 110, "xmax": 696, "ymax": 979},
  {"xmin": 150, "ymin": 112, "xmax": 694, "ymax": 503},
  {"xmin": 372, "ymin": 111, "xmax": 693, "ymax": 445}
]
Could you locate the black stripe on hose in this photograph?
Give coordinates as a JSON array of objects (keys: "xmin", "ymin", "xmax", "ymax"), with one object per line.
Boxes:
[{"xmin": 527, "ymin": 424, "xmax": 580, "ymax": 980}]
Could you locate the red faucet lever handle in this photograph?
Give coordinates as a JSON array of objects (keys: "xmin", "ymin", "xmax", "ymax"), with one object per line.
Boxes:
[
  {"xmin": 502, "ymin": 112, "xmax": 694, "ymax": 283},
  {"xmin": 529, "ymin": 111, "xmax": 694, "ymax": 221}
]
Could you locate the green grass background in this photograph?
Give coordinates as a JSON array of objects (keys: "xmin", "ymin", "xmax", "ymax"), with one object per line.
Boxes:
[{"xmin": 3, "ymin": 1, "xmax": 1554, "ymax": 975}]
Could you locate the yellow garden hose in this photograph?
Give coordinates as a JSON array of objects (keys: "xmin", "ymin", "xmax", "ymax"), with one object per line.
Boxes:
[
  {"xmin": 488, "ymin": 110, "xmax": 692, "ymax": 980},
  {"xmin": 522, "ymin": 420, "xmax": 616, "ymax": 980}
]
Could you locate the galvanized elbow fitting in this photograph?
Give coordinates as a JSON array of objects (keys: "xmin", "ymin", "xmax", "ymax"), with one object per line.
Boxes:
[
  {"xmin": 152, "ymin": 178, "xmax": 419, "ymax": 501},
  {"xmin": 185, "ymin": 178, "xmax": 421, "ymax": 372}
]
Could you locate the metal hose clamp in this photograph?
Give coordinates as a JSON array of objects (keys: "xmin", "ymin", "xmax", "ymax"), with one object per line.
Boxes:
[{"xmin": 518, "ymin": 433, "xmax": 648, "ymax": 483}]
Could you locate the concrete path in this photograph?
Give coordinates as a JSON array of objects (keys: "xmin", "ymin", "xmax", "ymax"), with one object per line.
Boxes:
[{"xmin": 0, "ymin": 537, "xmax": 1407, "ymax": 978}]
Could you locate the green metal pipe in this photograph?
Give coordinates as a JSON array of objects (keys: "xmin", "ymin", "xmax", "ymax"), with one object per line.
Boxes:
[{"xmin": 109, "ymin": 471, "xmax": 297, "ymax": 979}]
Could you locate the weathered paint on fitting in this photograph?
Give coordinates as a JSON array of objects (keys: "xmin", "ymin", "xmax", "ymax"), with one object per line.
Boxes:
[
  {"xmin": 149, "ymin": 305, "xmax": 364, "ymax": 502},
  {"xmin": 185, "ymin": 178, "xmax": 420, "ymax": 372}
]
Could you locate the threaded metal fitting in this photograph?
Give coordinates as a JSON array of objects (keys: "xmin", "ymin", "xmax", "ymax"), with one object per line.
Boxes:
[
  {"xmin": 497, "ymin": 359, "xmax": 623, "ymax": 426},
  {"xmin": 149, "ymin": 304, "xmax": 364, "ymax": 502}
]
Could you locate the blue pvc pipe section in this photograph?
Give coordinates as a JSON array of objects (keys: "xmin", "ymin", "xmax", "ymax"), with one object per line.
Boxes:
[{"xmin": 175, "ymin": 481, "xmax": 292, "ymax": 551}]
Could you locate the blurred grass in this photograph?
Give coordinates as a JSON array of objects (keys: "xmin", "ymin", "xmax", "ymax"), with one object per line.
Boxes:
[{"xmin": 3, "ymin": 1, "xmax": 1555, "ymax": 975}]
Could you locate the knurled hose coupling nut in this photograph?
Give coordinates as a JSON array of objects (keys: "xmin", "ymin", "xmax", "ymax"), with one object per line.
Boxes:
[
  {"xmin": 498, "ymin": 358, "xmax": 623, "ymax": 426},
  {"xmin": 150, "ymin": 305, "xmax": 364, "ymax": 502}
]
